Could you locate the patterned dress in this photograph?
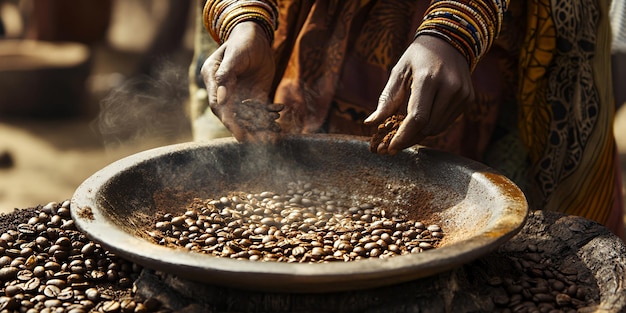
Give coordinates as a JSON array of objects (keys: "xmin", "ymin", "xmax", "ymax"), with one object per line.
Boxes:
[{"xmin": 196, "ymin": 0, "xmax": 624, "ymax": 237}]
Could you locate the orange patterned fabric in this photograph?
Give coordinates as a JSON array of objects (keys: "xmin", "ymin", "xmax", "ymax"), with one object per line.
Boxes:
[{"xmin": 200, "ymin": 0, "xmax": 623, "ymax": 236}]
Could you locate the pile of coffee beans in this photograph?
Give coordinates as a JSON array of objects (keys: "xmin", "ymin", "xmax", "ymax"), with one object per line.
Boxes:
[
  {"xmin": 489, "ymin": 245, "xmax": 594, "ymax": 312},
  {"xmin": 148, "ymin": 181, "xmax": 445, "ymax": 263},
  {"xmin": 0, "ymin": 201, "xmax": 164, "ymax": 313}
]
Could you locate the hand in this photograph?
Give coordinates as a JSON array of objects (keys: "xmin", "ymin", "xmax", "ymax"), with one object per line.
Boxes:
[
  {"xmin": 201, "ymin": 22, "xmax": 279, "ymax": 142},
  {"xmin": 364, "ymin": 35, "xmax": 475, "ymax": 155}
]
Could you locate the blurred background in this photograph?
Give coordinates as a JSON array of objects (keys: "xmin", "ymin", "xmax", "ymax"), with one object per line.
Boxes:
[
  {"xmin": 0, "ymin": 0, "xmax": 624, "ymax": 221},
  {"xmin": 0, "ymin": 0, "xmax": 205, "ymax": 211}
]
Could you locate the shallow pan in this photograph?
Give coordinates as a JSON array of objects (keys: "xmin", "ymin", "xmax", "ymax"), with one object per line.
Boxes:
[{"xmin": 70, "ymin": 134, "xmax": 528, "ymax": 293}]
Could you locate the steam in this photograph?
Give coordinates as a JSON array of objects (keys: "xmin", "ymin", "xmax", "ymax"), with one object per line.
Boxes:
[{"xmin": 95, "ymin": 60, "xmax": 192, "ymax": 152}]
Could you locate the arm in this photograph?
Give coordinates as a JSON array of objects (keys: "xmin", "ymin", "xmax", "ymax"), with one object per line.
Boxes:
[{"xmin": 365, "ymin": 0, "xmax": 509, "ymax": 155}]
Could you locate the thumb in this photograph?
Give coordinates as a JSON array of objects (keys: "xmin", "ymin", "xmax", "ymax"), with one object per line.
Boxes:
[{"xmin": 213, "ymin": 51, "xmax": 240, "ymax": 106}]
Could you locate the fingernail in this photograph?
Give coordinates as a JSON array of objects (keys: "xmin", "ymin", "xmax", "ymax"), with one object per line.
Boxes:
[{"xmin": 217, "ymin": 85, "xmax": 227, "ymax": 104}]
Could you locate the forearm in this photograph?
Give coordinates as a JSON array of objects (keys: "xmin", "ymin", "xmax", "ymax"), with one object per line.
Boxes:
[
  {"xmin": 203, "ymin": 0, "xmax": 279, "ymax": 45},
  {"xmin": 415, "ymin": 0, "xmax": 509, "ymax": 71}
]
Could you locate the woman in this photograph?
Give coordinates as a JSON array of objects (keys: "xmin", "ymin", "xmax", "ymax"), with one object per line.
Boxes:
[{"xmin": 197, "ymin": 0, "xmax": 624, "ymax": 238}]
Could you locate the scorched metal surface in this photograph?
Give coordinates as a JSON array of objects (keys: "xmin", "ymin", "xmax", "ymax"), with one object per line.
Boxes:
[{"xmin": 70, "ymin": 134, "xmax": 528, "ymax": 293}]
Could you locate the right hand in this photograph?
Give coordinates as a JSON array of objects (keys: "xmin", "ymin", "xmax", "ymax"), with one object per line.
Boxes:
[{"xmin": 201, "ymin": 22, "xmax": 280, "ymax": 142}]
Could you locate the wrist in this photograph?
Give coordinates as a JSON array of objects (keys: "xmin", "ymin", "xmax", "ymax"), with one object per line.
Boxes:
[
  {"xmin": 415, "ymin": 0, "xmax": 509, "ymax": 72},
  {"xmin": 203, "ymin": 0, "xmax": 278, "ymax": 45},
  {"xmin": 231, "ymin": 21, "xmax": 272, "ymax": 46},
  {"xmin": 413, "ymin": 35, "xmax": 470, "ymax": 70}
]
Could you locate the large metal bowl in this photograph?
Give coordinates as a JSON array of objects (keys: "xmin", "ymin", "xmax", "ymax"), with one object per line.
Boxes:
[{"xmin": 70, "ymin": 134, "xmax": 528, "ymax": 293}]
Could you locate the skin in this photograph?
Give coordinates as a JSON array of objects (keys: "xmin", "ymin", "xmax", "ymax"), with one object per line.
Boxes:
[
  {"xmin": 202, "ymin": 21, "xmax": 475, "ymax": 153},
  {"xmin": 364, "ymin": 35, "xmax": 475, "ymax": 155},
  {"xmin": 201, "ymin": 22, "xmax": 277, "ymax": 142}
]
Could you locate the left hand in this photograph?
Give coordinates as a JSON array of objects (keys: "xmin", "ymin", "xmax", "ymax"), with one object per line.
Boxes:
[
  {"xmin": 200, "ymin": 22, "xmax": 278, "ymax": 143},
  {"xmin": 364, "ymin": 35, "xmax": 475, "ymax": 155}
]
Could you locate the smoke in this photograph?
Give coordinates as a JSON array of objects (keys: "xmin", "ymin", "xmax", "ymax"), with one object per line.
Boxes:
[{"xmin": 95, "ymin": 60, "xmax": 192, "ymax": 152}]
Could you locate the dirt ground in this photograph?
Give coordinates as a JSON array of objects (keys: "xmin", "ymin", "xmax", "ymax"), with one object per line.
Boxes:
[{"xmin": 1, "ymin": 1, "xmax": 625, "ymax": 229}]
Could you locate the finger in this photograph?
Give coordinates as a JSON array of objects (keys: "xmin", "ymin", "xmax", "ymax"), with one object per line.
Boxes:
[
  {"xmin": 267, "ymin": 103, "xmax": 284, "ymax": 112},
  {"xmin": 365, "ymin": 66, "xmax": 411, "ymax": 125},
  {"xmin": 216, "ymin": 85, "xmax": 228, "ymax": 106},
  {"xmin": 214, "ymin": 47, "xmax": 245, "ymax": 106},
  {"xmin": 386, "ymin": 79, "xmax": 436, "ymax": 154},
  {"xmin": 202, "ymin": 46, "xmax": 226, "ymax": 110}
]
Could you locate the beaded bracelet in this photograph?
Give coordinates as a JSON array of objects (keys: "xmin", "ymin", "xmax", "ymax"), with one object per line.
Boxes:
[
  {"xmin": 220, "ymin": 8, "xmax": 275, "ymax": 43},
  {"xmin": 415, "ymin": 0, "xmax": 509, "ymax": 71},
  {"xmin": 203, "ymin": 0, "xmax": 278, "ymax": 45}
]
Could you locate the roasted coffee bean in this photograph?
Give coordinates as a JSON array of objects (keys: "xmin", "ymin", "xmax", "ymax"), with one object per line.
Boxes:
[
  {"xmin": 17, "ymin": 223, "xmax": 35, "ymax": 235},
  {"xmin": 46, "ymin": 278, "xmax": 67, "ymax": 289},
  {"xmin": 120, "ymin": 297, "xmax": 136, "ymax": 312},
  {"xmin": 0, "ymin": 296, "xmax": 20, "ymax": 310},
  {"xmin": 148, "ymin": 181, "xmax": 445, "ymax": 263},
  {"xmin": 5, "ymin": 248, "xmax": 21, "ymax": 258},
  {"xmin": 100, "ymin": 300, "xmax": 121, "ymax": 312},
  {"xmin": 0, "ymin": 266, "xmax": 18, "ymax": 280},
  {"xmin": 43, "ymin": 284, "xmax": 61, "ymax": 298},
  {"xmin": 57, "ymin": 287, "xmax": 75, "ymax": 301},
  {"xmin": 85, "ymin": 287, "xmax": 100, "ymax": 301},
  {"xmin": 16, "ymin": 269, "xmax": 33, "ymax": 281},
  {"xmin": 22, "ymin": 277, "xmax": 40, "ymax": 291},
  {"xmin": 44, "ymin": 298, "xmax": 63, "ymax": 308},
  {"xmin": 0, "ymin": 255, "xmax": 12, "ymax": 266},
  {"xmin": 4, "ymin": 284, "xmax": 23, "ymax": 297}
]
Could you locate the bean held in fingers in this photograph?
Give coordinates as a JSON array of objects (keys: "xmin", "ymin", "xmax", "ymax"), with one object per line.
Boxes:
[
  {"xmin": 369, "ymin": 114, "xmax": 405, "ymax": 154},
  {"xmin": 234, "ymin": 99, "xmax": 284, "ymax": 141}
]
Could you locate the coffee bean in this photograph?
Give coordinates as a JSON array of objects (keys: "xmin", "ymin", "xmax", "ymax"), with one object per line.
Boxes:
[
  {"xmin": 17, "ymin": 223, "xmax": 35, "ymax": 235},
  {"xmin": 120, "ymin": 297, "xmax": 136, "ymax": 312},
  {"xmin": 80, "ymin": 242, "xmax": 97, "ymax": 256},
  {"xmin": 46, "ymin": 278, "xmax": 67, "ymax": 289},
  {"xmin": 100, "ymin": 300, "xmax": 121, "ymax": 312},
  {"xmin": 0, "ymin": 296, "xmax": 20, "ymax": 310},
  {"xmin": 5, "ymin": 248, "xmax": 21, "ymax": 257},
  {"xmin": 44, "ymin": 260, "xmax": 61, "ymax": 271},
  {"xmin": 418, "ymin": 242, "xmax": 433, "ymax": 250},
  {"xmin": 68, "ymin": 307, "xmax": 87, "ymax": 313},
  {"xmin": 0, "ymin": 266, "xmax": 19, "ymax": 280},
  {"xmin": 0, "ymin": 255, "xmax": 12, "ymax": 267},
  {"xmin": 4, "ymin": 284, "xmax": 24, "ymax": 297},
  {"xmin": 44, "ymin": 299, "xmax": 63, "ymax": 308},
  {"xmin": 57, "ymin": 287, "xmax": 75, "ymax": 301},
  {"xmin": 43, "ymin": 285, "xmax": 61, "ymax": 297},
  {"xmin": 148, "ymin": 182, "xmax": 445, "ymax": 264},
  {"xmin": 16, "ymin": 269, "xmax": 34, "ymax": 281},
  {"xmin": 85, "ymin": 288, "xmax": 100, "ymax": 301}
]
